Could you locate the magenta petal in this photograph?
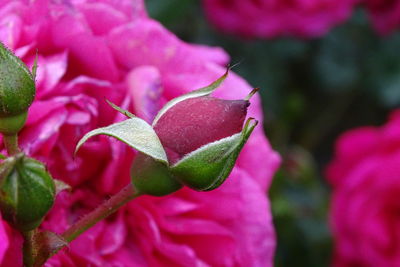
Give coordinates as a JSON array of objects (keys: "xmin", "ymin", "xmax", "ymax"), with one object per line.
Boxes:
[
  {"xmin": 0, "ymin": 217, "xmax": 9, "ymax": 264},
  {"xmin": 78, "ymin": 2, "xmax": 129, "ymax": 35},
  {"xmin": 127, "ymin": 66, "xmax": 162, "ymax": 123}
]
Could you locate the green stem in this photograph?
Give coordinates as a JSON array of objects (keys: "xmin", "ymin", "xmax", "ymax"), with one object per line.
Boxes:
[
  {"xmin": 63, "ymin": 184, "xmax": 139, "ymax": 242},
  {"xmin": 33, "ymin": 184, "xmax": 140, "ymax": 266},
  {"xmin": 3, "ymin": 134, "xmax": 21, "ymax": 156},
  {"xmin": 22, "ymin": 230, "xmax": 37, "ymax": 267}
]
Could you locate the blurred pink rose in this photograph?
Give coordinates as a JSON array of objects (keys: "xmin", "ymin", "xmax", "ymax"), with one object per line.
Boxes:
[
  {"xmin": 202, "ymin": 0, "xmax": 357, "ymax": 39},
  {"xmin": 365, "ymin": 0, "xmax": 400, "ymax": 35},
  {"xmin": 327, "ymin": 110, "xmax": 400, "ymax": 267},
  {"xmin": 0, "ymin": 0, "xmax": 280, "ymax": 266}
]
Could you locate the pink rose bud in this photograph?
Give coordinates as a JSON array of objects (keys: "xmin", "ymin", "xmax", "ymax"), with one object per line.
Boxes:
[
  {"xmin": 153, "ymin": 96, "xmax": 249, "ymax": 164},
  {"xmin": 149, "ymin": 71, "xmax": 259, "ymax": 191}
]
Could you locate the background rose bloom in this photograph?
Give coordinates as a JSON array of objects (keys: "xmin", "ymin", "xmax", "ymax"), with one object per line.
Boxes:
[
  {"xmin": 202, "ymin": 0, "xmax": 357, "ymax": 39},
  {"xmin": 365, "ymin": 0, "xmax": 400, "ymax": 35},
  {"xmin": 0, "ymin": 0, "xmax": 280, "ymax": 266},
  {"xmin": 327, "ymin": 110, "xmax": 400, "ymax": 266}
]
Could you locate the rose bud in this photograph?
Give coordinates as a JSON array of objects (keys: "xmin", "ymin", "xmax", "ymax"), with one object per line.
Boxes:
[
  {"xmin": 153, "ymin": 97, "xmax": 249, "ymax": 164},
  {"xmin": 0, "ymin": 42, "xmax": 36, "ymax": 135},
  {"xmin": 0, "ymin": 154, "xmax": 55, "ymax": 231},
  {"xmin": 75, "ymin": 70, "xmax": 259, "ymax": 195},
  {"xmin": 151, "ymin": 72, "xmax": 258, "ymax": 191}
]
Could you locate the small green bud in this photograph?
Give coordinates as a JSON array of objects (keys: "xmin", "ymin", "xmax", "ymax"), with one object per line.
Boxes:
[
  {"xmin": 0, "ymin": 42, "xmax": 36, "ymax": 134},
  {"xmin": 131, "ymin": 153, "xmax": 182, "ymax": 196},
  {"xmin": 0, "ymin": 154, "xmax": 55, "ymax": 231}
]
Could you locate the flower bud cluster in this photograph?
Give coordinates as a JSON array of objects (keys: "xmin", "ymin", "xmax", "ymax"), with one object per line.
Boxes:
[{"xmin": 0, "ymin": 43, "xmax": 55, "ymax": 231}]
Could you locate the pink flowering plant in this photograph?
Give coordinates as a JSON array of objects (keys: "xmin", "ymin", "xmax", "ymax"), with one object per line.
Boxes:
[{"xmin": 0, "ymin": 1, "xmax": 280, "ymax": 266}]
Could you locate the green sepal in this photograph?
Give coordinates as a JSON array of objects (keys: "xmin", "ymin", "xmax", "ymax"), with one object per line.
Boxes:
[
  {"xmin": 75, "ymin": 118, "xmax": 168, "ymax": 164},
  {"xmin": 106, "ymin": 99, "xmax": 135, "ymax": 118},
  {"xmin": 152, "ymin": 69, "xmax": 228, "ymax": 126},
  {"xmin": 170, "ymin": 118, "xmax": 258, "ymax": 191},
  {"xmin": 31, "ymin": 231, "xmax": 68, "ymax": 266},
  {"xmin": 31, "ymin": 50, "xmax": 38, "ymax": 80},
  {"xmin": 0, "ymin": 154, "xmax": 55, "ymax": 231},
  {"xmin": 131, "ymin": 153, "xmax": 182, "ymax": 196}
]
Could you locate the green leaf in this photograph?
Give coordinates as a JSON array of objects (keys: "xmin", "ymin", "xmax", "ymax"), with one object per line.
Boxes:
[
  {"xmin": 152, "ymin": 69, "xmax": 228, "ymax": 126},
  {"xmin": 75, "ymin": 118, "xmax": 168, "ymax": 164},
  {"xmin": 171, "ymin": 118, "xmax": 258, "ymax": 191}
]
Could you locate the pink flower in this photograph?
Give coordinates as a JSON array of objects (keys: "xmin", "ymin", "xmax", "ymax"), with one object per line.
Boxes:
[
  {"xmin": 327, "ymin": 110, "xmax": 400, "ymax": 266},
  {"xmin": 0, "ymin": 0, "xmax": 280, "ymax": 266},
  {"xmin": 364, "ymin": 0, "xmax": 400, "ymax": 35},
  {"xmin": 202, "ymin": 0, "xmax": 357, "ymax": 39}
]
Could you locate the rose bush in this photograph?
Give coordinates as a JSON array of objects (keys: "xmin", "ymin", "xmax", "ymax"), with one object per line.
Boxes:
[
  {"xmin": 327, "ymin": 110, "xmax": 400, "ymax": 266},
  {"xmin": 0, "ymin": 0, "xmax": 280, "ymax": 266},
  {"xmin": 202, "ymin": 0, "xmax": 357, "ymax": 39}
]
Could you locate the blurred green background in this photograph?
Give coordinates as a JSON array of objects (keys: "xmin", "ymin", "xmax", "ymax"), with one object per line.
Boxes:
[{"xmin": 146, "ymin": 1, "xmax": 398, "ymax": 266}]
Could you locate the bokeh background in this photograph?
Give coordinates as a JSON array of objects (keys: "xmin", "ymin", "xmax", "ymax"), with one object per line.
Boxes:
[{"xmin": 145, "ymin": 1, "xmax": 400, "ymax": 266}]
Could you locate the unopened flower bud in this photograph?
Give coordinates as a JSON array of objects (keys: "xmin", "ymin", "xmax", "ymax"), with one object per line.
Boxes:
[
  {"xmin": 153, "ymin": 84, "xmax": 258, "ymax": 191},
  {"xmin": 0, "ymin": 42, "xmax": 36, "ymax": 134},
  {"xmin": 0, "ymin": 154, "xmax": 55, "ymax": 231}
]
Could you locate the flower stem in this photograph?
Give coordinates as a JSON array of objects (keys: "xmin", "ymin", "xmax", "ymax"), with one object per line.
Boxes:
[
  {"xmin": 3, "ymin": 134, "xmax": 21, "ymax": 156},
  {"xmin": 22, "ymin": 229, "xmax": 37, "ymax": 267},
  {"xmin": 33, "ymin": 184, "xmax": 140, "ymax": 266},
  {"xmin": 62, "ymin": 184, "xmax": 139, "ymax": 242}
]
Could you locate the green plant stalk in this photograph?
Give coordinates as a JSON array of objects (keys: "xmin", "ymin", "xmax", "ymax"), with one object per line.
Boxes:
[
  {"xmin": 62, "ymin": 184, "xmax": 139, "ymax": 242},
  {"xmin": 33, "ymin": 184, "xmax": 140, "ymax": 266},
  {"xmin": 22, "ymin": 230, "xmax": 37, "ymax": 267},
  {"xmin": 3, "ymin": 134, "xmax": 21, "ymax": 155}
]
